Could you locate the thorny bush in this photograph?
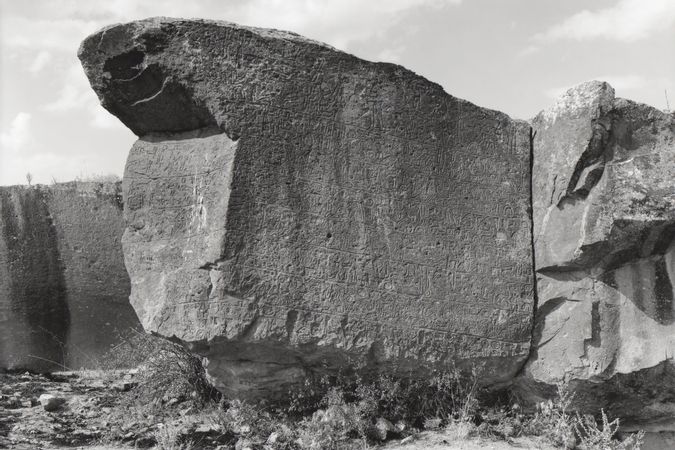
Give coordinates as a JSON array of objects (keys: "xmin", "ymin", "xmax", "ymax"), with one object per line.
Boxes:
[{"xmin": 103, "ymin": 329, "xmax": 219, "ymax": 407}]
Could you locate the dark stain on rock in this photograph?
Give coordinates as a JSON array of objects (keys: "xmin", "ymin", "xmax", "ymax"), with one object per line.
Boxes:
[
  {"xmin": 530, "ymin": 296, "xmax": 578, "ymax": 350},
  {"xmin": 103, "ymin": 49, "xmax": 145, "ymax": 80},
  {"xmin": 588, "ymin": 301, "xmax": 601, "ymax": 348},
  {"xmin": 599, "ymin": 254, "xmax": 675, "ymax": 326},
  {"xmin": 0, "ymin": 188, "xmax": 70, "ymax": 370},
  {"xmin": 653, "ymin": 257, "xmax": 674, "ymax": 324}
]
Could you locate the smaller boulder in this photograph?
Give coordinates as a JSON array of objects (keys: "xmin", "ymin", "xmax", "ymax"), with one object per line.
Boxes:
[
  {"xmin": 266, "ymin": 431, "xmax": 280, "ymax": 444},
  {"xmin": 372, "ymin": 417, "xmax": 396, "ymax": 441},
  {"xmin": 38, "ymin": 394, "xmax": 66, "ymax": 412},
  {"xmin": 112, "ymin": 380, "xmax": 136, "ymax": 392}
]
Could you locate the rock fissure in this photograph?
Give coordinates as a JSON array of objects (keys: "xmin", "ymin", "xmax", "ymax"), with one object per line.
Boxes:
[
  {"xmin": 559, "ymin": 119, "xmax": 611, "ymax": 206},
  {"xmin": 129, "ymin": 75, "xmax": 170, "ymax": 106}
]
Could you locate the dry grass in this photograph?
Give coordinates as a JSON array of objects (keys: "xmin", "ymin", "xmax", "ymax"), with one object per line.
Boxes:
[
  {"xmin": 152, "ymin": 423, "xmax": 195, "ymax": 450},
  {"xmin": 575, "ymin": 409, "xmax": 644, "ymax": 450}
]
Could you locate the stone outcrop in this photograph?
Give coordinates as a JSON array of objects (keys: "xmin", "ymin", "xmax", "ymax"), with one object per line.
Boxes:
[
  {"xmin": 78, "ymin": 18, "xmax": 534, "ymax": 398},
  {"xmin": 0, "ymin": 182, "xmax": 141, "ymax": 371},
  {"xmin": 522, "ymin": 81, "xmax": 675, "ymax": 427}
]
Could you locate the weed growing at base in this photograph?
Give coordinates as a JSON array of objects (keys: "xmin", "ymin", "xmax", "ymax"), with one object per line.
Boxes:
[{"xmin": 103, "ymin": 329, "xmax": 219, "ymax": 407}]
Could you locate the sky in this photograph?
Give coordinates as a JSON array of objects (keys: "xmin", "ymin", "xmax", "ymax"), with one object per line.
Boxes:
[{"xmin": 1, "ymin": 0, "xmax": 674, "ymax": 186}]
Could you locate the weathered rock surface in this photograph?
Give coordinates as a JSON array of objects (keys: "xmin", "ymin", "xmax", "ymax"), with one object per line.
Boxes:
[
  {"xmin": 79, "ymin": 18, "xmax": 534, "ymax": 397},
  {"xmin": 0, "ymin": 182, "xmax": 141, "ymax": 371},
  {"xmin": 523, "ymin": 81, "xmax": 675, "ymax": 426}
]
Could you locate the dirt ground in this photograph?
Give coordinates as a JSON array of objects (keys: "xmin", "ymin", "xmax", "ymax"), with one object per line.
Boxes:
[
  {"xmin": 0, "ymin": 370, "xmax": 149, "ymax": 449},
  {"xmin": 1, "ymin": 370, "xmax": 670, "ymax": 449},
  {"xmin": 0, "ymin": 370, "xmax": 221, "ymax": 449}
]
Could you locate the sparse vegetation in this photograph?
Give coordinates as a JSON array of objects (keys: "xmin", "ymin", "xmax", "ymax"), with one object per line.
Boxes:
[
  {"xmin": 575, "ymin": 409, "xmax": 644, "ymax": 450},
  {"xmin": 103, "ymin": 329, "xmax": 220, "ymax": 407},
  {"xmin": 74, "ymin": 173, "xmax": 121, "ymax": 183},
  {"xmin": 96, "ymin": 342, "xmax": 646, "ymax": 449},
  {"xmin": 6, "ymin": 331, "xmax": 646, "ymax": 449},
  {"xmin": 508, "ymin": 382, "xmax": 644, "ymax": 450},
  {"xmin": 526, "ymin": 382, "xmax": 578, "ymax": 448},
  {"xmin": 152, "ymin": 423, "xmax": 195, "ymax": 450}
]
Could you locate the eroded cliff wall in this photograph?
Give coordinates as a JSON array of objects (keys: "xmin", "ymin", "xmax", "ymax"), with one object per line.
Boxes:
[
  {"xmin": 521, "ymin": 81, "xmax": 675, "ymax": 428},
  {"xmin": 0, "ymin": 182, "xmax": 141, "ymax": 371}
]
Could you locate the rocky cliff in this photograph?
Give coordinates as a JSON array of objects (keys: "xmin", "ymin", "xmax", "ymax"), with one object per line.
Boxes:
[
  {"xmin": 522, "ymin": 81, "xmax": 675, "ymax": 429},
  {"xmin": 0, "ymin": 182, "xmax": 141, "ymax": 371},
  {"xmin": 79, "ymin": 17, "xmax": 534, "ymax": 398}
]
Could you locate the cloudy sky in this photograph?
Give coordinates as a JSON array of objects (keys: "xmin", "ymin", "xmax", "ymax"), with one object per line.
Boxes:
[{"xmin": 1, "ymin": 0, "xmax": 673, "ymax": 186}]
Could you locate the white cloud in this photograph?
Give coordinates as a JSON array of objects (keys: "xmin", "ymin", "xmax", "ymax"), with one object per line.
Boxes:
[
  {"xmin": 594, "ymin": 75, "xmax": 647, "ymax": 91},
  {"xmin": 376, "ymin": 46, "xmax": 406, "ymax": 63},
  {"xmin": 0, "ymin": 112, "xmax": 33, "ymax": 185},
  {"xmin": 41, "ymin": 61, "xmax": 124, "ymax": 129},
  {"xmin": 536, "ymin": 0, "xmax": 675, "ymax": 42},
  {"xmin": 90, "ymin": 105, "xmax": 123, "ymax": 129},
  {"xmin": 3, "ymin": 0, "xmax": 459, "ymax": 55},
  {"xmin": 227, "ymin": 0, "xmax": 459, "ymax": 50},
  {"xmin": 41, "ymin": 63, "xmax": 94, "ymax": 112},
  {"xmin": 517, "ymin": 44, "xmax": 540, "ymax": 58},
  {"xmin": 1, "ymin": 150, "xmax": 91, "ymax": 186},
  {"xmin": 0, "ymin": 113, "xmax": 99, "ymax": 185},
  {"xmin": 28, "ymin": 51, "xmax": 53, "ymax": 73},
  {"xmin": 42, "ymin": 84, "xmax": 90, "ymax": 112},
  {"xmin": 2, "ymin": 17, "xmax": 103, "ymax": 52},
  {"xmin": 1, "ymin": 112, "xmax": 31, "ymax": 152}
]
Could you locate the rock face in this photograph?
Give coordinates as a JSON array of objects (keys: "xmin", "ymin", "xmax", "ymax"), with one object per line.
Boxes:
[
  {"xmin": 524, "ymin": 81, "xmax": 675, "ymax": 426},
  {"xmin": 0, "ymin": 182, "xmax": 141, "ymax": 371},
  {"xmin": 79, "ymin": 18, "xmax": 534, "ymax": 397}
]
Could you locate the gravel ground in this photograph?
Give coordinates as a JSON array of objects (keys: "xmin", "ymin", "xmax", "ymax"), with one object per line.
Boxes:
[{"xmin": 5, "ymin": 370, "xmax": 667, "ymax": 449}]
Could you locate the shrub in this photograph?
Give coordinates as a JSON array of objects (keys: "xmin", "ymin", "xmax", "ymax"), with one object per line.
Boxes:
[
  {"xmin": 354, "ymin": 363, "xmax": 482, "ymax": 426},
  {"xmin": 524, "ymin": 382, "xmax": 577, "ymax": 448},
  {"xmin": 297, "ymin": 388, "xmax": 369, "ymax": 450},
  {"xmin": 152, "ymin": 423, "xmax": 194, "ymax": 450},
  {"xmin": 475, "ymin": 404, "xmax": 524, "ymax": 441},
  {"xmin": 521, "ymin": 383, "xmax": 645, "ymax": 450},
  {"xmin": 103, "ymin": 329, "xmax": 219, "ymax": 407},
  {"xmin": 575, "ymin": 409, "xmax": 644, "ymax": 450},
  {"xmin": 205, "ymin": 399, "xmax": 298, "ymax": 449},
  {"xmin": 209, "ymin": 399, "xmax": 269, "ymax": 435},
  {"xmin": 286, "ymin": 364, "xmax": 484, "ymax": 447},
  {"xmin": 74, "ymin": 173, "xmax": 121, "ymax": 183}
]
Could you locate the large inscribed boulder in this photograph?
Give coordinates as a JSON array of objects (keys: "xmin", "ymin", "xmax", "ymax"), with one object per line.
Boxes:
[{"xmin": 79, "ymin": 18, "xmax": 534, "ymax": 397}]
